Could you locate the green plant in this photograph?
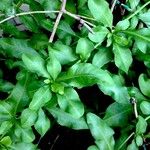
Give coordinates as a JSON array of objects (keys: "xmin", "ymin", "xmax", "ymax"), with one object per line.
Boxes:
[{"xmin": 0, "ymin": 0, "xmax": 150, "ymax": 149}]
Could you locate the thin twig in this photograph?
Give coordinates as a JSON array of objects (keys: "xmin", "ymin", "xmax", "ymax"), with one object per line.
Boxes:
[
  {"xmin": 130, "ymin": 97, "xmax": 138, "ymax": 119},
  {"xmin": 64, "ymin": 10, "xmax": 94, "ymax": 33},
  {"xmin": 0, "ymin": 10, "xmax": 59, "ymax": 24},
  {"xmin": 49, "ymin": 135, "xmax": 60, "ymax": 150},
  {"xmin": 49, "ymin": 0, "xmax": 67, "ymax": 43},
  {"xmin": 111, "ymin": 0, "xmax": 118, "ymax": 12}
]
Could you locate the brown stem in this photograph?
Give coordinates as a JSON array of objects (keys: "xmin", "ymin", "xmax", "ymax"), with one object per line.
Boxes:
[{"xmin": 49, "ymin": 0, "xmax": 67, "ymax": 43}]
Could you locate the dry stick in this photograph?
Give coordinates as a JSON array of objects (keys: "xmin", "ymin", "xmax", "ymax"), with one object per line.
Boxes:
[
  {"xmin": 0, "ymin": 10, "xmax": 60, "ymax": 24},
  {"xmin": 111, "ymin": 0, "xmax": 118, "ymax": 12},
  {"xmin": 64, "ymin": 10, "xmax": 94, "ymax": 33},
  {"xmin": 49, "ymin": 0, "xmax": 67, "ymax": 43}
]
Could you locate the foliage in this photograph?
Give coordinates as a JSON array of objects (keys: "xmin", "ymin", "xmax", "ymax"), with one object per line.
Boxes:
[{"xmin": 0, "ymin": 0, "xmax": 150, "ymax": 149}]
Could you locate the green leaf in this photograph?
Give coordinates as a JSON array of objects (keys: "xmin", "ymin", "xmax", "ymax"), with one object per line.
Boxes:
[
  {"xmin": 0, "ymin": 136, "xmax": 12, "ymax": 147},
  {"xmin": 140, "ymin": 101, "xmax": 150, "ymax": 115},
  {"xmin": 127, "ymin": 140, "xmax": 138, "ymax": 150},
  {"xmin": 139, "ymin": 12, "xmax": 150, "ymax": 26},
  {"xmin": 113, "ymin": 44, "xmax": 132, "ymax": 73},
  {"xmin": 47, "ymin": 107, "xmax": 88, "ymax": 130},
  {"xmin": 98, "ymin": 73, "xmax": 130, "ymax": 104},
  {"xmin": 136, "ymin": 116, "xmax": 147, "ymax": 135},
  {"xmin": 15, "ymin": 124, "xmax": 35, "ymax": 143},
  {"xmin": 104, "ymin": 102, "xmax": 132, "ymax": 127},
  {"xmin": 35, "ymin": 109, "xmax": 51, "ymax": 136},
  {"xmin": 0, "ymin": 38, "xmax": 36, "ymax": 58},
  {"xmin": 57, "ymin": 63, "xmax": 103, "ymax": 88},
  {"xmin": 46, "ymin": 52, "xmax": 61, "ymax": 80},
  {"xmin": 139, "ymin": 74, "xmax": 150, "ymax": 97},
  {"xmin": 76, "ymin": 38, "xmax": 94, "ymax": 60},
  {"xmin": 92, "ymin": 47, "xmax": 112, "ymax": 68},
  {"xmin": 11, "ymin": 142, "xmax": 37, "ymax": 150},
  {"xmin": 29, "ymin": 86, "xmax": 52, "ymax": 111},
  {"xmin": 0, "ymin": 121, "xmax": 13, "ymax": 135},
  {"xmin": 88, "ymin": 0, "xmax": 113, "ymax": 27},
  {"xmin": 88, "ymin": 26, "xmax": 109, "ymax": 43},
  {"xmin": 135, "ymin": 135, "xmax": 143, "ymax": 146},
  {"xmin": 116, "ymin": 19, "xmax": 130, "ymax": 30},
  {"xmin": 87, "ymin": 145, "xmax": 99, "ymax": 150},
  {"xmin": 129, "ymin": 0, "xmax": 140, "ymax": 10},
  {"xmin": 21, "ymin": 108, "xmax": 37, "ymax": 128},
  {"xmin": 20, "ymin": 15, "xmax": 39, "ymax": 33},
  {"xmin": 22, "ymin": 52, "xmax": 49, "ymax": 78},
  {"xmin": 87, "ymin": 113, "xmax": 115, "ymax": 150},
  {"xmin": 51, "ymin": 82, "xmax": 64, "ymax": 95},
  {"xmin": 57, "ymin": 88, "xmax": 84, "ymax": 118},
  {"xmin": 49, "ymin": 41, "xmax": 77, "ymax": 65}
]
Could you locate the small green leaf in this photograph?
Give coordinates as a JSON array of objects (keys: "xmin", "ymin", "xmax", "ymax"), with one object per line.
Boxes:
[
  {"xmin": 116, "ymin": 19, "xmax": 130, "ymax": 30},
  {"xmin": 140, "ymin": 101, "xmax": 150, "ymax": 115},
  {"xmin": 127, "ymin": 140, "xmax": 138, "ymax": 150},
  {"xmin": 87, "ymin": 113, "xmax": 115, "ymax": 150},
  {"xmin": 139, "ymin": 74, "xmax": 150, "ymax": 97},
  {"xmin": 135, "ymin": 135, "xmax": 143, "ymax": 146},
  {"xmin": 22, "ymin": 52, "xmax": 49, "ymax": 78},
  {"xmin": 46, "ymin": 52, "xmax": 61, "ymax": 80},
  {"xmin": 136, "ymin": 116, "xmax": 147, "ymax": 135},
  {"xmin": 88, "ymin": 0, "xmax": 113, "ymax": 27},
  {"xmin": 92, "ymin": 47, "xmax": 112, "ymax": 68},
  {"xmin": 21, "ymin": 108, "xmax": 37, "ymax": 128},
  {"xmin": 76, "ymin": 38, "xmax": 94, "ymax": 60},
  {"xmin": 104, "ymin": 102, "xmax": 132, "ymax": 127},
  {"xmin": 47, "ymin": 107, "xmax": 88, "ymax": 130},
  {"xmin": 88, "ymin": 26, "xmax": 109, "ymax": 43},
  {"xmin": 87, "ymin": 145, "xmax": 99, "ymax": 150},
  {"xmin": 129, "ymin": 0, "xmax": 140, "ymax": 10},
  {"xmin": 51, "ymin": 82, "xmax": 64, "ymax": 95},
  {"xmin": 0, "ymin": 121, "xmax": 13, "ymax": 135},
  {"xmin": 0, "ymin": 136, "xmax": 12, "ymax": 147},
  {"xmin": 57, "ymin": 88, "xmax": 84, "ymax": 118},
  {"xmin": 29, "ymin": 86, "xmax": 52, "ymax": 111},
  {"xmin": 113, "ymin": 34, "xmax": 129, "ymax": 46},
  {"xmin": 113, "ymin": 44, "xmax": 132, "ymax": 73},
  {"xmin": 57, "ymin": 63, "xmax": 103, "ymax": 88},
  {"xmin": 139, "ymin": 12, "xmax": 150, "ymax": 26},
  {"xmin": 35, "ymin": 109, "xmax": 51, "ymax": 136}
]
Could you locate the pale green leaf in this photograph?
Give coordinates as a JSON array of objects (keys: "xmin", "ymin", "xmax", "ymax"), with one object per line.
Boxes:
[
  {"xmin": 136, "ymin": 116, "xmax": 147, "ymax": 134},
  {"xmin": 88, "ymin": 0, "xmax": 113, "ymax": 27},
  {"xmin": 139, "ymin": 11, "xmax": 150, "ymax": 26},
  {"xmin": 116, "ymin": 19, "xmax": 130, "ymax": 30},
  {"xmin": 29, "ymin": 86, "xmax": 52, "ymax": 111},
  {"xmin": 127, "ymin": 140, "xmax": 138, "ymax": 150},
  {"xmin": 140, "ymin": 101, "xmax": 150, "ymax": 115},
  {"xmin": 57, "ymin": 88, "xmax": 84, "ymax": 118},
  {"xmin": 129, "ymin": 0, "xmax": 140, "ymax": 10},
  {"xmin": 87, "ymin": 145, "xmax": 99, "ymax": 150}
]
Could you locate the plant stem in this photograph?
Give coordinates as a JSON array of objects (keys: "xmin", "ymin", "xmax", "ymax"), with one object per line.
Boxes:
[
  {"xmin": 111, "ymin": 0, "xmax": 118, "ymax": 12},
  {"xmin": 49, "ymin": 0, "xmax": 67, "ymax": 43},
  {"xmin": 0, "ymin": 10, "xmax": 59, "ymax": 24},
  {"xmin": 64, "ymin": 10, "xmax": 94, "ymax": 33},
  {"xmin": 145, "ymin": 116, "xmax": 150, "ymax": 121},
  {"xmin": 118, "ymin": 132, "xmax": 135, "ymax": 150},
  {"xmin": 126, "ymin": 1, "xmax": 150, "ymax": 20}
]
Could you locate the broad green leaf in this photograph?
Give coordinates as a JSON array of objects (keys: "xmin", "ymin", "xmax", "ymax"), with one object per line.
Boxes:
[
  {"xmin": 104, "ymin": 102, "xmax": 132, "ymax": 127},
  {"xmin": 57, "ymin": 88, "xmax": 84, "ymax": 118},
  {"xmin": 139, "ymin": 74, "xmax": 150, "ymax": 97},
  {"xmin": 127, "ymin": 140, "xmax": 138, "ymax": 150},
  {"xmin": 21, "ymin": 108, "xmax": 37, "ymax": 128},
  {"xmin": 135, "ymin": 135, "xmax": 143, "ymax": 146},
  {"xmin": 0, "ymin": 38, "xmax": 36, "ymax": 58},
  {"xmin": 129, "ymin": 0, "xmax": 140, "ymax": 10},
  {"xmin": 0, "ymin": 121, "xmax": 13, "ymax": 135},
  {"xmin": 49, "ymin": 41, "xmax": 77, "ymax": 65},
  {"xmin": 87, "ymin": 113, "xmax": 115, "ymax": 150},
  {"xmin": 87, "ymin": 145, "xmax": 99, "ymax": 150},
  {"xmin": 113, "ymin": 44, "xmax": 132, "ymax": 73},
  {"xmin": 136, "ymin": 116, "xmax": 147, "ymax": 134},
  {"xmin": 57, "ymin": 63, "xmax": 103, "ymax": 88},
  {"xmin": 88, "ymin": 26, "xmax": 109, "ymax": 43},
  {"xmin": 92, "ymin": 47, "xmax": 112, "ymax": 68},
  {"xmin": 20, "ymin": 15, "xmax": 39, "ymax": 33},
  {"xmin": 35, "ymin": 109, "xmax": 51, "ymax": 136},
  {"xmin": 29, "ymin": 86, "xmax": 52, "ymax": 111},
  {"xmin": 140, "ymin": 101, "xmax": 150, "ymax": 115},
  {"xmin": 11, "ymin": 142, "xmax": 37, "ymax": 150},
  {"xmin": 15, "ymin": 124, "xmax": 35, "ymax": 143},
  {"xmin": 0, "ymin": 136, "xmax": 12, "ymax": 147},
  {"xmin": 22, "ymin": 52, "xmax": 49, "ymax": 78},
  {"xmin": 139, "ymin": 12, "xmax": 150, "ymax": 26},
  {"xmin": 46, "ymin": 52, "xmax": 61, "ymax": 80},
  {"xmin": 116, "ymin": 19, "xmax": 130, "ymax": 30},
  {"xmin": 47, "ymin": 107, "xmax": 88, "ymax": 130},
  {"xmin": 88, "ymin": 0, "xmax": 113, "ymax": 27},
  {"xmin": 0, "ymin": 101, "xmax": 14, "ymax": 122},
  {"xmin": 76, "ymin": 38, "xmax": 94, "ymax": 60},
  {"xmin": 98, "ymin": 72, "xmax": 130, "ymax": 104}
]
